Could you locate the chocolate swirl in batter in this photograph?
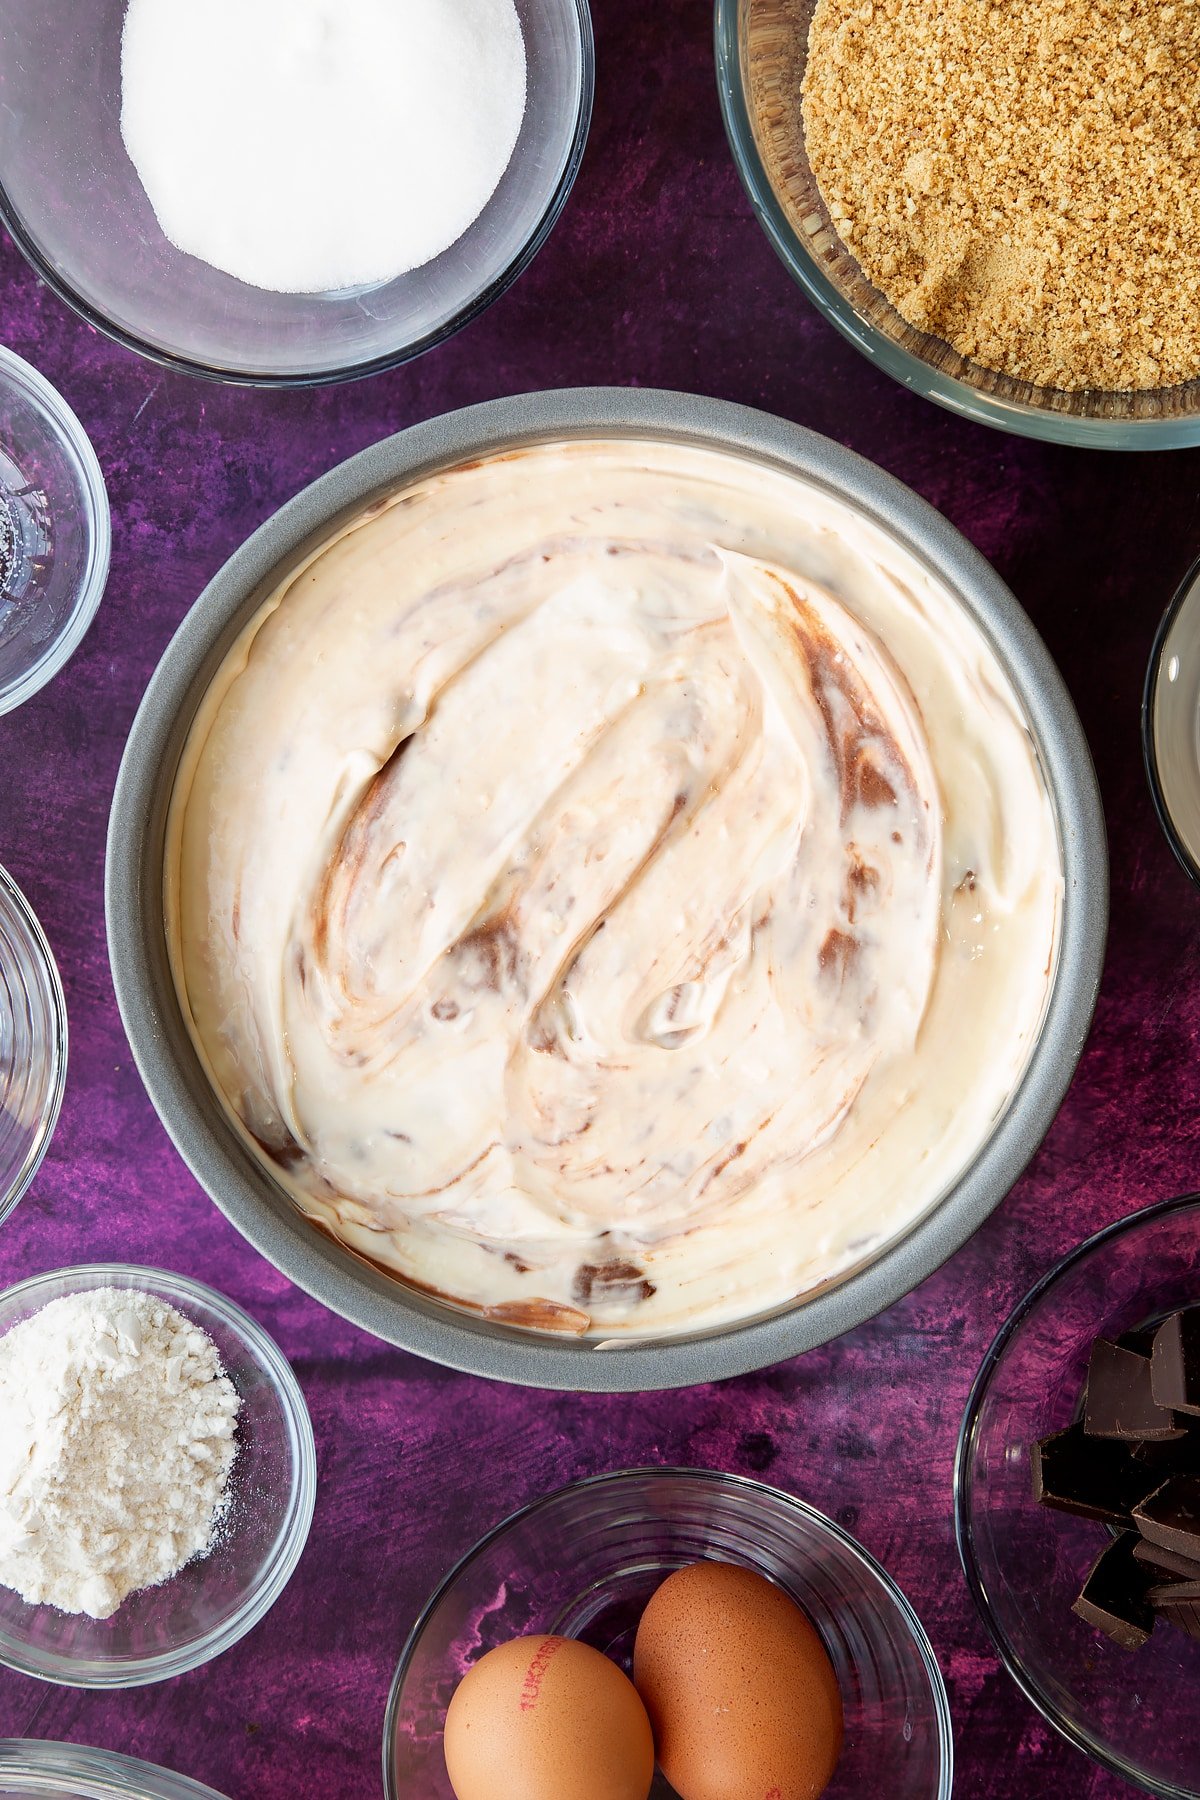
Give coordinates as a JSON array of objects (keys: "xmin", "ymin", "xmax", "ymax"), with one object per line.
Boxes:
[{"xmin": 166, "ymin": 439, "xmax": 1062, "ymax": 1337}]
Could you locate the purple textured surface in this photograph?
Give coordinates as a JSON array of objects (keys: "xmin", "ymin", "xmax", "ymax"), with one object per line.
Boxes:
[{"xmin": 1, "ymin": 4, "xmax": 1199, "ymax": 1796}]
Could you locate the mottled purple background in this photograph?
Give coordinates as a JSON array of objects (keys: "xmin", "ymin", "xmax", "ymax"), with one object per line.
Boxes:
[{"xmin": 1, "ymin": 4, "xmax": 1200, "ymax": 1795}]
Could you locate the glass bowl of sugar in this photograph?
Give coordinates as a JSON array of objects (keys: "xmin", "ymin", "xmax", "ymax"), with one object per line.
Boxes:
[
  {"xmin": 0, "ymin": 0, "xmax": 593, "ymax": 387},
  {"xmin": 0, "ymin": 1264, "xmax": 316, "ymax": 1687}
]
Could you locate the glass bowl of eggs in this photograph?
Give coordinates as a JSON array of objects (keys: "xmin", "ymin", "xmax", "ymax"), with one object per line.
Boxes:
[
  {"xmin": 0, "ymin": 0, "xmax": 593, "ymax": 385},
  {"xmin": 383, "ymin": 1466, "xmax": 953, "ymax": 1800}
]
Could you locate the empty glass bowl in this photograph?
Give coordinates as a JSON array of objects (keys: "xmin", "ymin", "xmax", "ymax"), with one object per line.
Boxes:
[
  {"xmin": 0, "ymin": 0, "xmax": 593, "ymax": 386},
  {"xmin": 0, "ymin": 1264, "xmax": 316, "ymax": 1687},
  {"xmin": 0, "ymin": 862, "xmax": 67, "ymax": 1227},
  {"xmin": 0, "ymin": 348, "xmax": 110, "ymax": 713},
  {"xmin": 0, "ymin": 1741, "xmax": 231, "ymax": 1800},
  {"xmin": 714, "ymin": 0, "xmax": 1200, "ymax": 447},
  {"xmin": 956, "ymin": 1194, "xmax": 1200, "ymax": 1797},
  {"xmin": 1144, "ymin": 556, "xmax": 1200, "ymax": 888},
  {"xmin": 384, "ymin": 1467, "xmax": 952, "ymax": 1799}
]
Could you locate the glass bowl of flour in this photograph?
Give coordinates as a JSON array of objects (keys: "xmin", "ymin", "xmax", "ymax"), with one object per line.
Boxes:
[
  {"xmin": 0, "ymin": 1264, "xmax": 316, "ymax": 1687},
  {"xmin": 0, "ymin": 0, "xmax": 593, "ymax": 386}
]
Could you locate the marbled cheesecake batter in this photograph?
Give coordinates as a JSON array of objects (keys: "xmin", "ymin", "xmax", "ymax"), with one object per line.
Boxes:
[{"xmin": 166, "ymin": 438, "xmax": 1063, "ymax": 1338}]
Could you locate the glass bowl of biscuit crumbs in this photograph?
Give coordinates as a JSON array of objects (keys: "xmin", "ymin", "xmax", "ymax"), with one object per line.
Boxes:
[{"xmin": 715, "ymin": 0, "xmax": 1200, "ymax": 447}]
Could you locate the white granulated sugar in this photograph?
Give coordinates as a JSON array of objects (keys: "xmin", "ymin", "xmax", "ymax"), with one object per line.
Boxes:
[
  {"xmin": 119, "ymin": 0, "xmax": 528, "ymax": 294},
  {"xmin": 0, "ymin": 1287, "xmax": 241, "ymax": 1620}
]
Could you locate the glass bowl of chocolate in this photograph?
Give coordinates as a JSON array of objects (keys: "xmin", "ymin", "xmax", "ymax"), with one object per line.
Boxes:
[
  {"xmin": 715, "ymin": 0, "xmax": 1200, "ymax": 447},
  {"xmin": 957, "ymin": 1193, "xmax": 1200, "ymax": 1796}
]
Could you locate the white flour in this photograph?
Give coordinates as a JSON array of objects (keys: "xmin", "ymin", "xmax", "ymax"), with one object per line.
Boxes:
[
  {"xmin": 119, "ymin": 0, "xmax": 528, "ymax": 294},
  {"xmin": 0, "ymin": 1287, "xmax": 241, "ymax": 1620}
]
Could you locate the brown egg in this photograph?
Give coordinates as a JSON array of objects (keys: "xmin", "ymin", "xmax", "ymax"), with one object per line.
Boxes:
[
  {"xmin": 443, "ymin": 1632, "xmax": 655, "ymax": 1800},
  {"xmin": 633, "ymin": 1561, "xmax": 844, "ymax": 1800}
]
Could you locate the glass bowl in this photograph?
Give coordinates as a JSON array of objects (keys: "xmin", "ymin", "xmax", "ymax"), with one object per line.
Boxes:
[
  {"xmin": 956, "ymin": 1193, "xmax": 1200, "ymax": 1797},
  {"xmin": 0, "ymin": 862, "xmax": 67, "ymax": 1228},
  {"xmin": 0, "ymin": 0, "xmax": 593, "ymax": 387},
  {"xmin": 0, "ymin": 1742, "xmax": 231, "ymax": 1800},
  {"xmin": 714, "ymin": 0, "xmax": 1200, "ymax": 448},
  {"xmin": 0, "ymin": 1264, "xmax": 316, "ymax": 1687},
  {"xmin": 1144, "ymin": 556, "xmax": 1200, "ymax": 889},
  {"xmin": 384, "ymin": 1467, "xmax": 953, "ymax": 1799},
  {"xmin": 0, "ymin": 347, "xmax": 110, "ymax": 713}
]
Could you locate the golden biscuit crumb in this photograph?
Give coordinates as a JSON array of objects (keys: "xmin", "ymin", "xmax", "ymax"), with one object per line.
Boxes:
[{"xmin": 797, "ymin": 0, "xmax": 1200, "ymax": 391}]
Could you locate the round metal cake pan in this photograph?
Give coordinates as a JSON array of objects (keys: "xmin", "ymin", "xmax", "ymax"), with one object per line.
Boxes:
[{"xmin": 105, "ymin": 388, "xmax": 1108, "ymax": 1391}]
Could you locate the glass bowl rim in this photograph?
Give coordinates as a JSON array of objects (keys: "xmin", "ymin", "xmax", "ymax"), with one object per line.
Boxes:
[
  {"xmin": 712, "ymin": 0, "xmax": 1200, "ymax": 450},
  {"xmin": 1142, "ymin": 554, "xmax": 1200, "ymax": 892},
  {"xmin": 0, "ymin": 858, "xmax": 68, "ymax": 1229},
  {"xmin": 0, "ymin": 2, "xmax": 595, "ymax": 390},
  {"xmin": 0, "ymin": 1739, "xmax": 233, "ymax": 1800},
  {"xmin": 954, "ymin": 1190, "xmax": 1200, "ymax": 1798},
  {"xmin": 0, "ymin": 1261, "xmax": 317, "ymax": 1689},
  {"xmin": 380, "ymin": 1462, "xmax": 954, "ymax": 1800},
  {"xmin": 0, "ymin": 346, "xmax": 111, "ymax": 714}
]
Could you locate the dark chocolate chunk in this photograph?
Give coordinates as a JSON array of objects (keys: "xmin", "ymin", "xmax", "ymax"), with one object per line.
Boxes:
[
  {"xmin": 249, "ymin": 1125, "xmax": 307, "ymax": 1171},
  {"xmin": 1148, "ymin": 1579, "xmax": 1200, "ymax": 1606},
  {"xmin": 1032, "ymin": 1426, "xmax": 1160, "ymax": 1522},
  {"xmin": 1130, "ymin": 1420, "xmax": 1200, "ymax": 1475},
  {"xmin": 1158, "ymin": 1599, "xmax": 1200, "ymax": 1641},
  {"xmin": 1133, "ymin": 1538, "xmax": 1200, "ymax": 1581},
  {"xmin": 1133, "ymin": 1475, "xmax": 1200, "ymax": 1557},
  {"xmin": 1035, "ymin": 1310, "xmax": 1200, "ymax": 1656},
  {"xmin": 1071, "ymin": 1533, "xmax": 1155, "ymax": 1650},
  {"xmin": 1151, "ymin": 1311, "xmax": 1200, "ymax": 1417},
  {"xmin": 571, "ymin": 1260, "xmax": 656, "ymax": 1307},
  {"xmin": 1084, "ymin": 1338, "xmax": 1184, "ymax": 1440}
]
